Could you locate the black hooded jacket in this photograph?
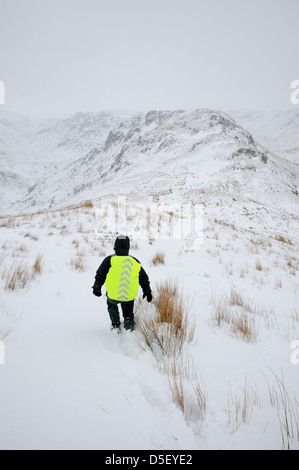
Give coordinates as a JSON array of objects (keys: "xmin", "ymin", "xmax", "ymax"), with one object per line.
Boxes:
[{"xmin": 94, "ymin": 236, "xmax": 151, "ymax": 296}]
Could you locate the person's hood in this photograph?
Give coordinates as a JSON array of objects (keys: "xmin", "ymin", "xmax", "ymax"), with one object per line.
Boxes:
[{"xmin": 114, "ymin": 235, "xmax": 130, "ymax": 256}]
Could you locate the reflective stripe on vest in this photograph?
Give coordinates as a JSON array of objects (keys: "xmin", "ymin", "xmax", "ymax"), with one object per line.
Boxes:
[{"xmin": 105, "ymin": 256, "xmax": 142, "ymax": 302}]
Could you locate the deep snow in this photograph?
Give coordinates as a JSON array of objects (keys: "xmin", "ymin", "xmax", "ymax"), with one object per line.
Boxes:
[{"xmin": 0, "ymin": 202, "xmax": 298, "ymax": 450}]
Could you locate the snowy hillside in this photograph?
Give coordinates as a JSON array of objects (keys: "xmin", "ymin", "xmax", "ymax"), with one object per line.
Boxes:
[
  {"xmin": 2, "ymin": 108, "xmax": 298, "ymax": 219},
  {"xmin": 0, "ymin": 112, "xmax": 33, "ymax": 209},
  {"xmin": 230, "ymin": 109, "xmax": 299, "ymax": 165},
  {"xmin": 0, "ymin": 202, "xmax": 298, "ymax": 450},
  {"xmin": 0, "ymin": 110, "xmax": 136, "ymax": 211}
]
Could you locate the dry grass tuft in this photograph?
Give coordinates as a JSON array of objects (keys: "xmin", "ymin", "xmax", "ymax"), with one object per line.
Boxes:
[
  {"xmin": 136, "ymin": 280, "xmax": 195, "ymax": 357},
  {"xmin": 265, "ymin": 370, "xmax": 299, "ymax": 450},
  {"xmin": 193, "ymin": 379, "xmax": 208, "ymax": 415},
  {"xmin": 212, "ymin": 289, "xmax": 260, "ymax": 343},
  {"xmin": 3, "ymin": 261, "xmax": 32, "ymax": 291},
  {"xmin": 274, "ymin": 235, "xmax": 293, "ymax": 246},
  {"xmin": 163, "ymin": 356, "xmax": 208, "ymax": 417},
  {"xmin": 0, "ymin": 218, "xmax": 16, "ymax": 229},
  {"xmin": 24, "ymin": 232, "xmax": 39, "ymax": 241},
  {"xmin": 2, "ymin": 253, "xmax": 45, "ymax": 291},
  {"xmin": 75, "ymin": 200, "xmax": 94, "ymax": 209},
  {"xmin": 151, "ymin": 251, "xmax": 165, "ymax": 266},
  {"xmin": 227, "ymin": 379, "xmax": 260, "ymax": 432},
  {"xmin": 255, "ymin": 260, "xmax": 263, "ymax": 271},
  {"xmin": 155, "ymin": 281, "xmax": 186, "ymax": 334},
  {"xmin": 32, "ymin": 253, "xmax": 44, "ymax": 278},
  {"xmin": 70, "ymin": 249, "xmax": 88, "ymax": 272},
  {"xmin": 135, "ymin": 280, "xmax": 206, "ymax": 419},
  {"xmin": 168, "ymin": 361, "xmax": 186, "ymax": 414}
]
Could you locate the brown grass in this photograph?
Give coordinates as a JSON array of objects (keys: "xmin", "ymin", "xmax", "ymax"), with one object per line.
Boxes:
[
  {"xmin": 70, "ymin": 249, "xmax": 88, "ymax": 272},
  {"xmin": 212, "ymin": 290, "xmax": 260, "ymax": 343},
  {"xmin": 193, "ymin": 380, "xmax": 208, "ymax": 415},
  {"xmin": 75, "ymin": 200, "xmax": 94, "ymax": 209},
  {"xmin": 77, "ymin": 223, "xmax": 85, "ymax": 234},
  {"xmin": 167, "ymin": 360, "xmax": 186, "ymax": 414},
  {"xmin": 13, "ymin": 244, "xmax": 28, "ymax": 254},
  {"xmin": 274, "ymin": 235, "xmax": 293, "ymax": 246},
  {"xmin": 230, "ymin": 312, "xmax": 259, "ymax": 343},
  {"xmin": 136, "ymin": 280, "xmax": 195, "ymax": 357},
  {"xmin": 72, "ymin": 239, "xmax": 80, "ymax": 249},
  {"xmin": 131, "ymin": 241, "xmax": 140, "ymax": 250},
  {"xmin": 0, "ymin": 218, "xmax": 16, "ymax": 229},
  {"xmin": 265, "ymin": 370, "xmax": 299, "ymax": 450},
  {"xmin": 255, "ymin": 260, "xmax": 263, "ymax": 271},
  {"xmin": 151, "ymin": 251, "xmax": 165, "ymax": 266},
  {"xmin": 3, "ymin": 253, "xmax": 45, "ymax": 291},
  {"xmin": 227, "ymin": 379, "xmax": 254, "ymax": 432},
  {"xmin": 155, "ymin": 281, "xmax": 186, "ymax": 335},
  {"xmin": 32, "ymin": 254, "xmax": 44, "ymax": 278},
  {"xmin": 230, "ymin": 289, "xmax": 253, "ymax": 312},
  {"xmin": 135, "ymin": 280, "xmax": 208, "ymax": 420},
  {"xmin": 3, "ymin": 261, "xmax": 32, "ymax": 291},
  {"xmin": 164, "ymin": 356, "xmax": 207, "ymax": 418},
  {"xmin": 24, "ymin": 232, "xmax": 39, "ymax": 241},
  {"xmin": 214, "ymin": 218, "xmax": 236, "ymax": 231}
]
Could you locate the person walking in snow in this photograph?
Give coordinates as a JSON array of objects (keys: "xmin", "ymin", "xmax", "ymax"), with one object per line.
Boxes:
[{"xmin": 92, "ymin": 235, "xmax": 152, "ymax": 331}]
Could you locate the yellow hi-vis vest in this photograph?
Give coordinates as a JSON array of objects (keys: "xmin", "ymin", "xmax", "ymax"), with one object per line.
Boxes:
[{"xmin": 105, "ymin": 256, "xmax": 142, "ymax": 302}]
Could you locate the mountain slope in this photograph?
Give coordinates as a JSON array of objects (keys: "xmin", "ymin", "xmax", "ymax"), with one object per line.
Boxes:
[
  {"xmin": 230, "ymin": 109, "xmax": 299, "ymax": 164},
  {"xmin": 5, "ymin": 109, "xmax": 298, "ymax": 219},
  {"xmin": 0, "ymin": 110, "xmax": 138, "ymax": 211}
]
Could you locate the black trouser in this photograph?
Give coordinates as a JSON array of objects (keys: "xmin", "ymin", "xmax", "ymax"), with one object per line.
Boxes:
[{"xmin": 107, "ymin": 298, "xmax": 134, "ymax": 325}]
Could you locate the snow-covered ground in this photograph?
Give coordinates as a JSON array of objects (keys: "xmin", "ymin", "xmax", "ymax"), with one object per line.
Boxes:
[
  {"xmin": 0, "ymin": 201, "xmax": 298, "ymax": 450},
  {"xmin": 0, "ymin": 107, "xmax": 298, "ymax": 450}
]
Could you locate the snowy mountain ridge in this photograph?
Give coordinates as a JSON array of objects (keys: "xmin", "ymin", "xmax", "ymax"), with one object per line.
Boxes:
[
  {"xmin": 1, "ymin": 108, "xmax": 298, "ymax": 220},
  {"xmin": 0, "ymin": 110, "xmax": 135, "ymax": 210}
]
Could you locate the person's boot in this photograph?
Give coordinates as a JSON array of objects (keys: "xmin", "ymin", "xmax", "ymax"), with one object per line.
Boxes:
[
  {"xmin": 108, "ymin": 302, "xmax": 120, "ymax": 327},
  {"xmin": 111, "ymin": 321, "xmax": 122, "ymax": 332},
  {"xmin": 124, "ymin": 315, "xmax": 135, "ymax": 332}
]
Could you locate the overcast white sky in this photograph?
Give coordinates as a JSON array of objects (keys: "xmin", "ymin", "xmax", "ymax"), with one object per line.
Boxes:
[{"xmin": 0, "ymin": 0, "xmax": 298, "ymax": 116}]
